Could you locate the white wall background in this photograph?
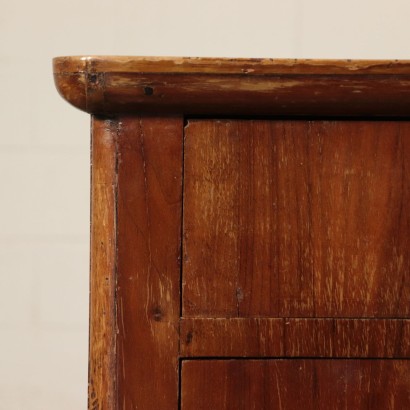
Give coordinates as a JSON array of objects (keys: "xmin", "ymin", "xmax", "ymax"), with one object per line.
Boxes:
[{"xmin": 1, "ymin": 0, "xmax": 409, "ymax": 408}]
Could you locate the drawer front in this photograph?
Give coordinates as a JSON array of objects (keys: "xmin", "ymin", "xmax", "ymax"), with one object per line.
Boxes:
[{"xmin": 182, "ymin": 359, "xmax": 410, "ymax": 410}]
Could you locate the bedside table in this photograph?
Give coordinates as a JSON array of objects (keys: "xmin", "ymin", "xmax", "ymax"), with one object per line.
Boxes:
[{"xmin": 54, "ymin": 56, "xmax": 410, "ymax": 409}]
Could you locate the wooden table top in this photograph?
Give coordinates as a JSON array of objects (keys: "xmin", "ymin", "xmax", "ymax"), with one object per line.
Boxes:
[{"xmin": 53, "ymin": 56, "xmax": 410, "ymax": 116}]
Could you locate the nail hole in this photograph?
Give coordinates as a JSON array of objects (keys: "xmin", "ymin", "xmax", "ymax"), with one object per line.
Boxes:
[
  {"xmin": 89, "ymin": 73, "xmax": 98, "ymax": 84},
  {"xmin": 143, "ymin": 86, "xmax": 154, "ymax": 96}
]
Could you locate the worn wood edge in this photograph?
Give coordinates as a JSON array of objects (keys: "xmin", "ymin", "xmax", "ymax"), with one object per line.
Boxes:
[
  {"xmin": 53, "ymin": 56, "xmax": 87, "ymax": 112},
  {"xmin": 53, "ymin": 56, "xmax": 410, "ymax": 116},
  {"xmin": 54, "ymin": 56, "xmax": 410, "ymax": 75},
  {"xmin": 180, "ymin": 318, "xmax": 410, "ymax": 358},
  {"xmin": 53, "ymin": 72, "xmax": 87, "ymax": 112},
  {"xmin": 88, "ymin": 117, "xmax": 118, "ymax": 410}
]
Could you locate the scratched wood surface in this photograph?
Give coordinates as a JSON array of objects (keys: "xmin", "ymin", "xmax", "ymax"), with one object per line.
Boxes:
[
  {"xmin": 180, "ymin": 318, "xmax": 410, "ymax": 358},
  {"xmin": 181, "ymin": 359, "xmax": 410, "ymax": 410},
  {"xmin": 53, "ymin": 57, "xmax": 410, "ymax": 116},
  {"xmin": 54, "ymin": 56, "xmax": 410, "ymax": 75},
  {"xmin": 88, "ymin": 118, "xmax": 117, "ymax": 410},
  {"xmin": 183, "ymin": 120, "xmax": 410, "ymax": 318},
  {"xmin": 116, "ymin": 116, "xmax": 183, "ymax": 409}
]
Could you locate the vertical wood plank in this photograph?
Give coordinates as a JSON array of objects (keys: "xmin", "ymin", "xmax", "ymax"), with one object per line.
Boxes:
[
  {"xmin": 116, "ymin": 116, "xmax": 183, "ymax": 409},
  {"xmin": 306, "ymin": 121, "xmax": 410, "ymax": 318},
  {"xmin": 183, "ymin": 121, "xmax": 240, "ymax": 317},
  {"xmin": 89, "ymin": 117, "xmax": 118, "ymax": 410}
]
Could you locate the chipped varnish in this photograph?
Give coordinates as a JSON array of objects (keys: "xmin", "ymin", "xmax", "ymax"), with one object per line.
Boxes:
[{"xmin": 53, "ymin": 56, "xmax": 410, "ymax": 116}]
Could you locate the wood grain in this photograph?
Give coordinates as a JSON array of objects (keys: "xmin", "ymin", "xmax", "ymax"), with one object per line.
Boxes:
[
  {"xmin": 181, "ymin": 318, "xmax": 283, "ymax": 357},
  {"xmin": 88, "ymin": 117, "xmax": 117, "ymax": 410},
  {"xmin": 180, "ymin": 318, "xmax": 410, "ymax": 358},
  {"xmin": 183, "ymin": 120, "xmax": 410, "ymax": 318},
  {"xmin": 116, "ymin": 116, "xmax": 183, "ymax": 409},
  {"xmin": 54, "ymin": 58, "xmax": 410, "ymax": 408},
  {"xmin": 54, "ymin": 56, "xmax": 410, "ymax": 75},
  {"xmin": 182, "ymin": 359, "xmax": 410, "ymax": 410},
  {"xmin": 53, "ymin": 57, "xmax": 410, "ymax": 116}
]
